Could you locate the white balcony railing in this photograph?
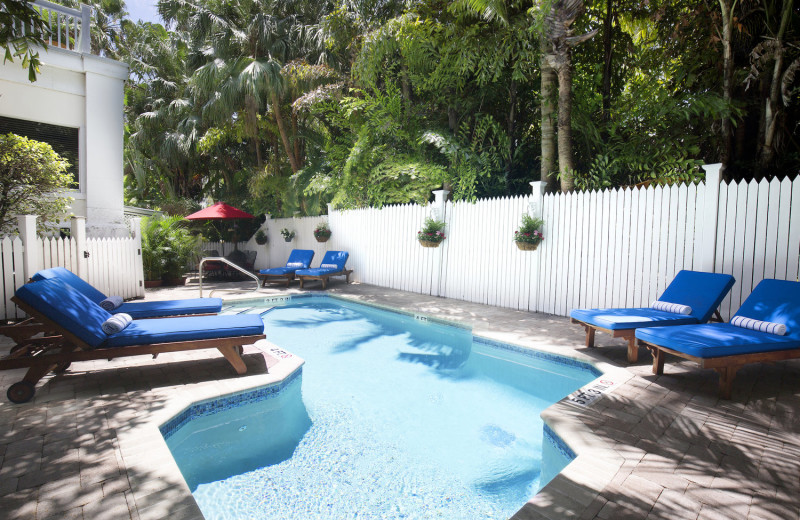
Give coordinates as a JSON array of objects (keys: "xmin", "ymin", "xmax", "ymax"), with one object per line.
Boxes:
[{"xmin": 11, "ymin": 0, "xmax": 92, "ymax": 54}]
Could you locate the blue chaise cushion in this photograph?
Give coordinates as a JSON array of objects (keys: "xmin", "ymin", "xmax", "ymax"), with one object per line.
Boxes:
[
  {"xmin": 570, "ymin": 307, "xmax": 700, "ymax": 330},
  {"xmin": 635, "ymin": 279, "xmax": 800, "ymax": 358},
  {"xmin": 15, "ymin": 277, "xmax": 110, "ymax": 347},
  {"xmin": 104, "ymin": 314, "xmax": 265, "ymax": 347},
  {"xmin": 260, "ymin": 249, "xmax": 316, "ymax": 276},
  {"xmin": 296, "ymin": 251, "xmax": 349, "ymax": 277},
  {"xmin": 32, "ymin": 267, "xmax": 107, "ymax": 303},
  {"xmin": 569, "ymin": 270, "xmax": 735, "ymax": 330},
  {"xmin": 117, "ymin": 298, "xmax": 223, "ymax": 319}
]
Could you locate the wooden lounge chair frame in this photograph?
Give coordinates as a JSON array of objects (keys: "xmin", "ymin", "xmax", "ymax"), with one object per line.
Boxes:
[
  {"xmin": 0, "ymin": 296, "xmax": 265, "ymax": 404},
  {"xmin": 638, "ymin": 339, "xmax": 800, "ymax": 400},
  {"xmin": 259, "ymin": 272, "xmax": 296, "ymax": 288},
  {"xmin": 298, "ymin": 269, "xmax": 353, "ymax": 290},
  {"xmin": 571, "ymin": 310, "xmax": 723, "ymax": 364}
]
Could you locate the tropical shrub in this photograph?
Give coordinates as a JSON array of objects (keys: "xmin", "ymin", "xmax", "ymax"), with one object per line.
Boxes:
[{"xmin": 0, "ymin": 133, "xmax": 74, "ymax": 234}]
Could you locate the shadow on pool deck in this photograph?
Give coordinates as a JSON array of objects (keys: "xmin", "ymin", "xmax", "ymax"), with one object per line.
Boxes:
[{"xmin": 0, "ymin": 279, "xmax": 798, "ymax": 519}]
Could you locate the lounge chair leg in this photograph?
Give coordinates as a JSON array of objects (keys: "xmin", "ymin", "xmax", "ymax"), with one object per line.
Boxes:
[
  {"xmin": 651, "ymin": 347, "xmax": 665, "ymax": 375},
  {"xmin": 626, "ymin": 337, "xmax": 639, "ymax": 363},
  {"xmin": 585, "ymin": 327, "xmax": 595, "ymax": 348},
  {"xmin": 714, "ymin": 366, "xmax": 739, "ymax": 400},
  {"xmin": 217, "ymin": 345, "xmax": 248, "ymax": 375},
  {"xmin": 299, "ymin": 278, "xmax": 305, "ymax": 289},
  {"xmin": 321, "ymin": 278, "xmax": 328, "ymax": 290}
]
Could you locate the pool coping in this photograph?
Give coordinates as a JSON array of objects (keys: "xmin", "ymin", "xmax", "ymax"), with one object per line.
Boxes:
[
  {"xmin": 116, "ymin": 341, "xmax": 305, "ymax": 520},
  {"xmin": 125, "ymin": 291, "xmax": 633, "ymax": 520}
]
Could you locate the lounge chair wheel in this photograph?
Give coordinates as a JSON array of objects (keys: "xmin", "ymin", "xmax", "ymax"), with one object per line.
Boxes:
[
  {"xmin": 53, "ymin": 362, "xmax": 71, "ymax": 374},
  {"xmin": 7, "ymin": 381, "xmax": 35, "ymax": 404}
]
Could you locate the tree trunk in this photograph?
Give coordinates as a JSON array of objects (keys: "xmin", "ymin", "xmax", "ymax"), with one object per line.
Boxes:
[
  {"xmin": 244, "ymin": 94, "xmax": 263, "ymax": 169},
  {"xmin": 718, "ymin": 0, "xmax": 734, "ymax": 177},
  {"xmin": 271, "ymin": 92, "xmax": 300, "ymax": 173},
  {"xmin": 557, "ymin": 63, "xmax": 575, "ymax": 192},
  {"xmin": 540, "ymin": 59, "xmax": 558, "ymax": 191},
  {"xmin": 758, "ymin": 0, "xmax": 792, "ymax": 170},
  {"xmin": 601, "ymin": 0, "xmax": 613, "ymax": 125},
  {"xmin": 507, "ymin": 79, "xmax": 517, "ymax": 170}
]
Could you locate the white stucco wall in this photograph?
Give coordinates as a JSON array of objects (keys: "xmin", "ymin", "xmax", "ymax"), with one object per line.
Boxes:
[{"xmin": 0, "ymin": 46, "xmax": 128, "ymax": 237}]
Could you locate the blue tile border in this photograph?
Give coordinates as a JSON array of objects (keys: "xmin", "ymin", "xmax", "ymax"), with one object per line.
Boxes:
[
  {"xmin": 159, "ymin": 368, "xmax": 303, "ymax": 441},
  {"xmin": 544, "ymin": 423, "xmax": 576, "ymax": 461},
  {"xmin": 473, "ymin": 336, "xmax": 602, "ymax": 377}
]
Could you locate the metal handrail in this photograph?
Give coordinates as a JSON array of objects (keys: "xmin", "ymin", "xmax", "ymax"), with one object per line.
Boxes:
[{"xmin": 199, "ymin": 257, "xmax": 261, "ymax": 298}]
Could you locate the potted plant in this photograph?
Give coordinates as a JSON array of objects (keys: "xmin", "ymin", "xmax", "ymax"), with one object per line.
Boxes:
[
  {"xmin": 314, "ymin": 221, "xmax": 332, "ymax": 242},
  {"xmin": 280, "ymin": 228, "xmax": 296, "ymax": 242},
  {"xmin": 513, "ymin": 214, "xmax": 544, "ymax": 251},
  {"xmin": 417, "ymin": 217, "xmax": 446, "ymax": 247},
  {"xmin": 255, "ymin": 229, "xmax": 268, "ymax": 245}
]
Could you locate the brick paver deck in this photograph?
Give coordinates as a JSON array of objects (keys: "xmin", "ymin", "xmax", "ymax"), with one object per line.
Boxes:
[{"xmin": 1, "ymin": 279, "xmax": 798, "ymax": 519}]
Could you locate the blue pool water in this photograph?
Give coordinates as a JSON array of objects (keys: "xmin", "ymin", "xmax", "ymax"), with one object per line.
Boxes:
[{"xmin": 164, "ymin": 297, "xmax": 598, "ymax": 519}]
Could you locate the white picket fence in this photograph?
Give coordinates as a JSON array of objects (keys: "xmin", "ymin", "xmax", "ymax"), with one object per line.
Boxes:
[
  {"xmin": 1, "ymin": 217, "xmax": 144, "ymax": 321},
  {"xmin": 252, "ymin": 165, "xmax": 799, "ymax": 321}
]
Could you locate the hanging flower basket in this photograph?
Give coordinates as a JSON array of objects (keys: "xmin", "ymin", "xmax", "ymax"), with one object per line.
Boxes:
[
  {"xmin": 314, "ymin": 222, "xmax": 332, "ymax": 243},
  {"xmin": 315, "ymin": 235, "xmax": 330, "ymax": 243},
  {"xmin": 419, "ymin": 239, "xmax": 441, "ymax": 248},
  {"xmin": 516, "ymin": 241, "xmax": 539, "ymax": 251}
]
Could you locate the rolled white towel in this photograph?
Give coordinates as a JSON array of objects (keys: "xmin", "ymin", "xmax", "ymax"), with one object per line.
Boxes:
[
  {"xmin": 651, "ymin": 301, "xmax": 692, "ymax": 315},
  {"xmin": 99, "ymin": 295, "xmax": 124, "ymax": 311},
  {"xmin": 730, "ymin": 316, "xmax": 787, "ymax": 336},
  {"xmin": 320, "ymin": 264, "xmax": 339, "ymax": 269},
  {"xmin": 101, "ymin": 313, "xmax": 132, "ymax": 335}
]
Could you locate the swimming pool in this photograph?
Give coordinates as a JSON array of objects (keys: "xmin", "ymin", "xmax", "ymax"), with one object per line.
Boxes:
[{"xmin": 162, "ymin": 295, "xmax": 600, "ymax": 519}]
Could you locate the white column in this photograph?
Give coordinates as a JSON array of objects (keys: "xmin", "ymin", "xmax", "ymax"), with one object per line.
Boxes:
[
  {"xmin": 698, "ymin": 163, "xmax": 723, "ymax": 272},
  {"xmin": 16, "ymin": 215, "xmax": 40, "ymax": 281},
  {"xmin": 71, "ymin": 216, "xmax": 88, "ymax": 279},
  {"xmin": 83, "ymin": 57, "xmax": 128, "ymax": 237}
]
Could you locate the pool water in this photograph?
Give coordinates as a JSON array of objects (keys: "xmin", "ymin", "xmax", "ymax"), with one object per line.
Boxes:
[{"xmin": 165, "ymin": 297, "xmax": 598, "ymax": 519}]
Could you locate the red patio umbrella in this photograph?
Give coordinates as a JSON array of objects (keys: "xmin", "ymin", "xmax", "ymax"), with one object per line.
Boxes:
[
  {"xmin": 186, "ymin": 202, "xmax": 255, "ymax": 260},
  {"xmin": 185, "ymin": 202, "xmax": 255, "ymax": 220}
]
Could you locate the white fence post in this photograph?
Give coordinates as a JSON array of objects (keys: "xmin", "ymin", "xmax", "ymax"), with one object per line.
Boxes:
[
  {"xmin": 130, "ymin": 217, "xmax": 145, "ymax": 297},
  {"xmin": 79, "ymin": 4, "xmax": 92, "ymax": 53},
  {"xmin": 431, "ymin": 189, "xmax": 449, "ymax": 296},
  {"xmin": 698, "ymin": 163, "xmax": 722, "ymax": 273},
  {"xmin": 16, "ymin": 215, "xmax": 40, "ymax": 281},
  {"xmin": 529, "ymin": 181, "xmax": 546, "ymax": 219},
  {"xmin": 72, "ymin": 216, "xmax": 89, "ymax": 279}
]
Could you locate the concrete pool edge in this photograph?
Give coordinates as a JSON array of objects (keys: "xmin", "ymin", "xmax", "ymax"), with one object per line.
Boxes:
[{"xmin": 115, "ymin": 342, "xmax": 304, "ymax": 520}]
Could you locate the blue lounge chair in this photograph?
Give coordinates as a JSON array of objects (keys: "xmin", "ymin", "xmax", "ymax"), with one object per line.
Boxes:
[
  {"xmin": 569, "ymin": 270, "xmax": 736, "ymax": 362},
  {"xmin": 32, "ymin": 267, "xmax": 223, "ymax": 318},
  {"xmin": 257, "ymin": 249, "xmax": 315, "ymax": 287},
  {"xmin": 296, "ymin": 251, "xmax": 352, "ymax": 289},
  {"xmin": 1, "ymin": 277, "xmax": 266, "ymax": 403},
  {"xmin": 636, "ymin": 279, "xmax": 800, "ymax": 399}
]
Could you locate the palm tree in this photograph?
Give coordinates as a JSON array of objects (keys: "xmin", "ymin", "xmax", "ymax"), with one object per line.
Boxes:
[{"xmin": 541, "ymin": 0, "xmax": 596, "ymax": 192}]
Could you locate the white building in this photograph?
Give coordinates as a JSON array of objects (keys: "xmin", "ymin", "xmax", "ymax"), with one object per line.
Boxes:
[{"xmin": 0, "ymin": 1, "xmax": 128, "ymax": 237}]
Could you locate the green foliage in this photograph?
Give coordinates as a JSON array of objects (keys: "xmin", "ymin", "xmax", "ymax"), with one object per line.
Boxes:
[
  {"xmin": 254, "ymin": 229, "xmax": 268, "ymax": 245},
  {"xmin": 140, "ymin": 215, "xmax": 201, "ymax": 280},
  {"xmin": 417, "ymin": 216, "xmax": 446, "ymax": 243},
  {"xmin": 0, "ymin": 133, "xmax": 74, "ymax": 234},
  {"xmin": 513, "ymin": 214, "xmax": 544, "ymax": 244},
  {"xmin": 280, "ymin": 228, "xmax": 295, "ymax": 240},
  {"xmin": 0, "ymin": 0, "xmax": 48, "ymax": 82}
]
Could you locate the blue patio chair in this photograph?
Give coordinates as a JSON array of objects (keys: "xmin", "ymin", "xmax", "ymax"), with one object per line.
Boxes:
[
  {"xmin": 31, "ymin": 267, "xmax": 223, "ymax": 318},
  {"xmin": 1, "ymin": 277, "xmax": 266, "ymax": 403},
  {"xmin": 569, "ymin": 270, "xmax": 736, "ymax": 362},
  {"xmin": 296, "ymin": 251, "xmax": 352, "ymax": 290},
  {"xmin": 636, "ymin": 278, "xmax": 800, "ymax": 399},
  {"xmin": 258, "ymin": 249, "xmax": 315, "ymax": 287}
]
